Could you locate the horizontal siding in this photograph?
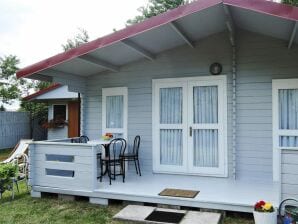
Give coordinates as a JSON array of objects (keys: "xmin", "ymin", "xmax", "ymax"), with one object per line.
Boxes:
[
  {"xmin": 236, "ymin": 30, "xmax": 298, "ymax": 181},
  {"xmin": 83, "ymin": 30, "xmax": 298, "ymax": 183},
  {"xmin": 281, "ymin": 150, "xmax": 298, "ymax": 199},
  {"xmin": 29, "ymin": 144, "xmax": 97, "ymax": 191},
  {"xmin": 85, "ymin": 32, "xmax": 234, "ymax": 176}
]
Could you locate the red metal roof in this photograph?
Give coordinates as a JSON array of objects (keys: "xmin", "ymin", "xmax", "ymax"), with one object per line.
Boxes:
[
  {"xmin": 23, "ymin": 83, "xmax": 61, "ymax": 101},
  {"xmin": 16, "ymin": 0, "xmax": 298, "ymax": 79}
]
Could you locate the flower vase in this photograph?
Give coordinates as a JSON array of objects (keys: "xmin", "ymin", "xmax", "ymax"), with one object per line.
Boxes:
[{"xmin": 253, "ymin": 210, "xmax": 277, "ymax": 224}]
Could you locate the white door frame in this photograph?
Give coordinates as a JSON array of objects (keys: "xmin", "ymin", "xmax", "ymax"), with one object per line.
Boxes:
[
  {"xmin": 152, "ymin": 75, "xmax": 228, "ymax": 177},
  {"xmin": 272, "ymin": 79, "xmax": 298, "ymax": 182},
  {"xmin": 152, "ymin": 80, "xmax": 188, "ymax": 173},
  {"xmin": 187, "ymin": 79, "xmax": 227, "ymax": 176}
]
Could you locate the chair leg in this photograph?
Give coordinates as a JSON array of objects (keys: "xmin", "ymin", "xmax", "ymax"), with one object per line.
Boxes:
[
  {"xmin": 133, "ymin": 159, "xmax": 138, "ymax": 174},
  {"xmin": 11, "ymin": 183, "xmax": 14, "ymax": 200},
  {"xmin": 137, "ymin": 158, "xmax": 141, "ymax": 176},
  {"xmin": 100, "ymin": 160, "xmax": 103, "ymax": 182},
  {"xmin": 108, "ymin": 163, "xmax": 112, "ymax": 185},
  {"xmin": 25, "ymin": 178, "xmax": 29, "ymax": 192},
  {"xmin": 113, "ymin": 162, "xmax": 116, "ymax": 181},
  {"xmin": 15, "ymin": 181, "xmax": 20, "ymax": 193},
  {"xmin": 122, "ymin": 160, "xmax": 125, "ymax": 183}
]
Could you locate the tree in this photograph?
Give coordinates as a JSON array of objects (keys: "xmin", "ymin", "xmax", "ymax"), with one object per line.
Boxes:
[
  {"xmin": 0, "ymin": 55, "xmax": 30, "ymax": 108},
  {"xmin": 126, "ymin": 0, "xmax": 190, "ymax": 25},
  {"xmin": 62, "ymin": 28, "xmax": 89, "ymax": 51},
  {"xmin": 282, "ymin": 0, "xmax": 298, "ymax": 7}
]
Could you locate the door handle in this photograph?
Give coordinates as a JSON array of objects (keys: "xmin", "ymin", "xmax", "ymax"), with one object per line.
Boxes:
[{"xmin": 189, "ymin": 126, "xmax": 192, "ymax": 137}]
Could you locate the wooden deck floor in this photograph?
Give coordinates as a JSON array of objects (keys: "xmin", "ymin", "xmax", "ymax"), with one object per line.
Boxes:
[{"xmin": 94, "ymin": 172, "xmax": 279, "ymax": 213}]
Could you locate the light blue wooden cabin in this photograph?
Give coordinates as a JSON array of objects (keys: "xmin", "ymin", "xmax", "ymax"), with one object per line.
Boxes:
[{"xmin": 17, "ymin": 0, "xmax": 298, "ymax": 213}]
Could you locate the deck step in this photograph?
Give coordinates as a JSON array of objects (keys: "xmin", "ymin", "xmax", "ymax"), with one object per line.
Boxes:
[{"xmin": 114, "ymin": 205, "xmax": 222, "ymax": 224}]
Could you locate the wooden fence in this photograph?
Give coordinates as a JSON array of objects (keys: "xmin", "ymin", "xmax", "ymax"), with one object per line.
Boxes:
[{"xmin": 0, "ymin": 112, "xmax": 30, "ymax": 149}]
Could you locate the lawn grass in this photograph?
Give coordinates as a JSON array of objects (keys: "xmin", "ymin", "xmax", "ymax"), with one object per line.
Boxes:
[
  {"xmin": 0, "ymin": 149, "xmax": 254, "ymax": 224},
  {"xmin": 0, "ymin": 148, "xmax": 12, "ymax": 161}
]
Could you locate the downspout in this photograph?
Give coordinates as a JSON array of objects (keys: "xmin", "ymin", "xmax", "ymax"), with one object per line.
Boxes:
[{"xmin": 232, "ymin": 42, "xmax": 237, "ymax": 180}]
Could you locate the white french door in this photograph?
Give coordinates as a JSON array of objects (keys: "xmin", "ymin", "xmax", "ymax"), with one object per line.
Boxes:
[
  {"xmin": 188, "ymin": 80, "xmax": 226, "ymax": 175},
  {"xmin": 153, "ymin": 76, "xmax": 227, "ymax": 177},
  {"xmin": 273, "ymin": 79, "xmax": 298, "ymax": 181}
]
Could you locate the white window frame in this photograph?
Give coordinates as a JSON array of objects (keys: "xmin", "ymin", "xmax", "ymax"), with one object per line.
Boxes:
[
  {"xmin": 272, "ymin": 79, "xmax": 298, "ymax": 182},
  {"xmin": 50, "ymin": 103, "xmax": 68, "ymax": 121},
  {"xmin": 152, "ymin": 75, "xmax": 228, "ymax": 177},
  {"xmin": 102, "ymin": 87, "xmax": 128, "ymax": 140}
]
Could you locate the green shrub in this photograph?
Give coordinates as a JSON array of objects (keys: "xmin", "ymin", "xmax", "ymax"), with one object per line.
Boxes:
[{"xmin": 0, "ymin": 163, "xmax": 18, "ymax": 191}]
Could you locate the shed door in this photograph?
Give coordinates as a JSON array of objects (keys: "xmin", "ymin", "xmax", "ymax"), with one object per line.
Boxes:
[
  {"xmin": 188, "ymin": 80, "xmax": 226, "ymax": 175},
  {"xmin": 153, "ymin": 76, "xmax": 227, "ymax": 176},
  {"xmin": 68, "ymin": 101, "xmax": 80, "ymax": 138}
]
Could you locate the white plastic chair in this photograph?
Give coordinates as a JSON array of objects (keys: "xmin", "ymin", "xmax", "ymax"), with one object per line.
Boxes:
[{"xmin": 1, "ymin": 139, "xmax": 32, "ymax": 164}]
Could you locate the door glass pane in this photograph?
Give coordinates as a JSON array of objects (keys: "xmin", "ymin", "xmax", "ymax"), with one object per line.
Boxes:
[
  {"xmin": 106, "ymin": 95, "xmax": 123, "ymax": 128},
  {"xmin": 193, "ymin": 86, "xmax": 218, "ymax": 124},
  {"xmin": 193, "ymin": 129, "xmax": 218, "ymax": 167},
  {"xmin": 160, "ymin": 129, "xmax": 183, "ymax": 166},
  {"xmin": 279, "ymin": 136, "xmax": 298, "ymax": 147},
  {"xmin": 160, "ymin": 87, "xmax": 182, "ymax": 124},
  {"xmin": 279, "ymin": 89, "xmax": 298, "ymax": 130}
]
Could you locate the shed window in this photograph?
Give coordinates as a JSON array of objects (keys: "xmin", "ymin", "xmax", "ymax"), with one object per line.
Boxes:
[
  {"xmin": 53, "ymin": 105, "xmax": 66, "ymax": 120},
  {"xmin": 102, "ymin": 87, "xmax": 128, "ymax": 139}
]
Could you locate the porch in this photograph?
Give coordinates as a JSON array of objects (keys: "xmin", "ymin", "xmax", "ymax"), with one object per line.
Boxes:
[
  {"xmin": 96, "ymin": 172, "xmax": 279, "ymax": 213},
  {"xmin": 29, "ymin": 139, "xmax": 279, "ymax": 213}
]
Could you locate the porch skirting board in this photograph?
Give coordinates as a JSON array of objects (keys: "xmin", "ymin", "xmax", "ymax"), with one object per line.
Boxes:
[
  {"xmin": 89, "ymin": 197, "xmax": 108, "ymax": 206},
  {"xmin": 31, "ymin": 172, "xmax": 279, "ymax": 213}
]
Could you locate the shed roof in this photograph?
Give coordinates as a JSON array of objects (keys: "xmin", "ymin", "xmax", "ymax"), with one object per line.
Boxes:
[
  {"xmin": 17, "ymin": 0, "xmax": 298, "ymax": 80},
  {"xmin": 24, "ymin": 84, "xmax": 78, "ymax": 101}
]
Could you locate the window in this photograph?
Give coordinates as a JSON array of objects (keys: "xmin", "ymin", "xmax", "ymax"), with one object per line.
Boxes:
[
  {"xmin": 102, "ymin": 87, "xmax": 128, "ymax": 139},
  {"xmin": 53, "ymin": 105, "xmax": 67, "ymax": 120}
]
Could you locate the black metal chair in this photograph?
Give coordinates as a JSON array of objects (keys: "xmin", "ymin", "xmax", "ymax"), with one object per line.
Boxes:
[
  {"xmin": 71, "ymin": 135, "xmax": 89, "ymax": 143},
  {"xmin": 120, "ymin": 135, "xmax": 141, "ymax": 176},
  {"xmin": 79, "ymin": 135, "xmax": 89, "ymax": 143},
  {"xmin": 99, "ymin": 138, "xmax": 126, "ymax": 185}
]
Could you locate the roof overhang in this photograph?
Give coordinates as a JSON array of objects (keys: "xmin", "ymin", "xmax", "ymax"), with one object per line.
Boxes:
[
  {"xmin": 17, "ymin": 0, "xmax": 298, "ymax": 81},
  {"xmin": 23, "ymin": 84, "xmax": 78, "ymax": 101}
]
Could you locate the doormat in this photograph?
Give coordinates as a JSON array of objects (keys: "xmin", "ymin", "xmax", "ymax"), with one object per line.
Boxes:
[
  {"xmin": 159, "ymin": 188, "xmax": 199, "ymax": 198},
  {"xmin": 145, "ymin": 210, "xmax": 185, "ymax": 223}
]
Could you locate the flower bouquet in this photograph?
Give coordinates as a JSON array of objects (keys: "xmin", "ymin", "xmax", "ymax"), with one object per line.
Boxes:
[
  {"xmin": 253, "ymin": 200, "xmax": 277, "ymax": 224},
  {"xmin": 101, "ymin": 133, "xmax": 113, "ymax": 141}
]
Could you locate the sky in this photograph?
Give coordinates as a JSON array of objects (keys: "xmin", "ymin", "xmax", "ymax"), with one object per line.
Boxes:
[{"xmin": 0, "ymin": 0, "xmax": 148, "ymax": 110}]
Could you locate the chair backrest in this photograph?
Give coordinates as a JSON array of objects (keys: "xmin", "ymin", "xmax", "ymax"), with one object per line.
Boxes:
[
  {"xmin": 108, "ymin": 138, "xmax": 126, "ymax": 160},
  {"xmin": 132, "ymin": 135, "xmax": 141, "ymax": 156},
  {"xmin": 2, "ymin": 139, "xmax": 31, "ymax": 164},
  {"xmin": 71, "ymin": 136, "xmax": 89, "ymax": 143},
  {"xmin": 79, "ymin": 135, "xmax": 89, "ymax": 143},
  {"xmin": 14, "ymin": 153, "xmax": 29, "ymax": 175}
]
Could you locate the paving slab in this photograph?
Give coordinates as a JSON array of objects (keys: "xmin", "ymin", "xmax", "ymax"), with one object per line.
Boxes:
[{"xmin": 114, "ymin": 205, "xmax": 222, "ymax": 224}]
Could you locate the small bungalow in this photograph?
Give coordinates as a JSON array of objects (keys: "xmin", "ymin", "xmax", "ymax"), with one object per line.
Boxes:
[
  {"xmin": 24, "ymin": 84, "xmax": 80, "ymax": 139},
  {"xmin": 17, "ymin": 0, "xmax": 298, "ymax": 213}
]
